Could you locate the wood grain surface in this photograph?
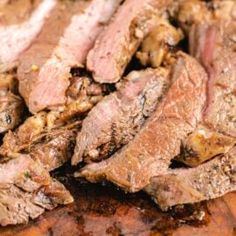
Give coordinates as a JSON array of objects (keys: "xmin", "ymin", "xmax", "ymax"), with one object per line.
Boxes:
[{"xmin": 0, "ymin": 168, "xmax": 235, "ymax": 236}]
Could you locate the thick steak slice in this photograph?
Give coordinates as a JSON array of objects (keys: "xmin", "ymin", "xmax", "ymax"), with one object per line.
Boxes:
[
  {"xmin": 0, "ymin": 154, "xmax": 73, "ymax": 226},
  {"xmin": 145, "ymin": 147, "xmax": 236, "ymax": 210},
  {"xmin": 175, "ymin": 25, "xmax": 236, "ymax": 166},
  {"xmin": 18, "ymin": 0, "xmax": 121, "ymax": 113},
  {"xmin": 72, "ymin": 68, "xmax": 171, "ymax": 164},
  {"xmin": 78, "ymin": 52, "xmax": 207, "ymax": 192},
  {"xmin": 87, "ymin": 0, "xmax": 172, "ymax": 83},
  {"xmin": 0, "ymin": 0, "xmax": 56, "ymax": 72}
]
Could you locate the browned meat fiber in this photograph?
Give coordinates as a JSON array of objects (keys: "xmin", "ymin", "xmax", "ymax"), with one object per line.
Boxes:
[
  {"xmin": 72, "ymin": 68, "xmax": 171, "ymax": 164},
  {"xmin": 78, "ymin": 52, "xmax": 207, "ymax": 192}
]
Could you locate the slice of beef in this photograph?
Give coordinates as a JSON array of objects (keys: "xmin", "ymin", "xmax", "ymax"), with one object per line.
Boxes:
[
  {"xmin": 72, "ymin": 68, "xmax": 171, "ymax": 164},
  {"xmin": 86, "ymin": 0, "xmax": 172, "ymax": 83},
  {"xmin": 145, "ymin": 147, "xmax": 236, "ymax": 210},
  {"xmin": 0, "ymin": 0, "xmax": 56, "ymax": 72},
  {"xmin": 78, "ymin": 52, "xmax": 207, "ymax": 192},
  {"xmin": 18, "ymin": 0, "xmax": 122, "ymax": 113},
  {"xmin": 0, "ymin": 154, "xmax": 73, "ymax": 226},
  {"xmin": 174, "ymin": 3, "xmax": 236, "ymax": 166},
  {"xmin": 0, "ymin": 73, "xmax": 24, "ymax": 133}
]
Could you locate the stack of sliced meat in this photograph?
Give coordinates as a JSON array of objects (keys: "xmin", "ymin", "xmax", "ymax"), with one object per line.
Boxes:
[{"xmin": 0, "ymin": 0, "xmax": 235, "ymax": 226}]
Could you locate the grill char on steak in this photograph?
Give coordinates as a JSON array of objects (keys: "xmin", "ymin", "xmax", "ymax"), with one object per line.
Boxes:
[
  {"xmin": 72, "ymin": 68, "xmax": 171, "ymax": 164},
  {"xmin": 0, "ymin": 154, "xmax": 73, "ymax": 226},
  {"xmin": 86, "ymin": 0, "xmax": 173, "ymax": 83},
  {"xmin": 78, "ymin": 52, "xmax": 207, "ymax": 192},
  {"xmin": 0, "ymin": 0, "xmax": 56, "ymax": 73},
  {"xmin": 18, "ymin": 0, "xmax": 122, "ymax": 113}
]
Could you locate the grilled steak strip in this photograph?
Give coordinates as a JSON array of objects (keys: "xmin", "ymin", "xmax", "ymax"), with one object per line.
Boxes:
[
  {"xmin": 18, "ymin": 0, "xmax": 122, "ymax": 113},
  {"xmin": 0, "ymin": 154, "xmax": 73, "ymax": 226},
  {"xmin": 174, "ymin": 1, "xmax": 236, "ymax": 166},
  {"xmin": 87, "ymin": 0, "xmax": 172, "ymax": 83},
  {"xmin": 0, "ymin": 0, "xmax": 56, "ymax": 72},
  {"xmin": 72, "ymin": 68, "xmax": 171, "ymax": 164},
  {"xmin": 145, "ymin": 147, "xmax": 236, "ymax": 210},
  {"xmin": 78, "ymin": 52, "xmax": 207, "ymax": 192}
]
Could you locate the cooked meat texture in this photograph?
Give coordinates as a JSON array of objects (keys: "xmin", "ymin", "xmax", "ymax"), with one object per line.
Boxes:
[
  {"xmin": 0, "ymin": 0, "xmax": 56, "ymax": 72},
  {"xmin": 136, "ymin": 20, "xmax": 183, "ymax": 68},
  {"xmin": 0, "ymin": 154, "xmax": 73, "ymax": 226},
  {"xmin": 86, "ymin": 0, "xmax": 172, "ymax": 83},
  {"xmin": 174, "ymin": 2, "xmax": 236, "ymax": 166},
  {"xmin": 72, "ymin": 68, "xmax": 171, "ymax": 164},
  {"xmin": 78, "ymin": 52, "xmax": 207, "ymax": 192},
  {"xmin": 0, "ymin": 73, "xmax": 24, "ymax": 133},
  {"xmin": 18, "ymin": 0, "xmax": 122, "ymax": 113},
  {"xmin": 0, "ymin": 75, "xmax": 102, "ymax": 159},
  {"xmin": 145, "ymin": 147, "xmax": 236, "ymax": 210},
  {"xmin": 175, "ymin": 125, "xmax": 235, "ymax": 167},
  {"xmin": 29, "ymin": 127, "xmax": 77, "ymax": 171},
  {"xmin": 0, "ymin": 115, "xmax": 80, "ymax": 171}
]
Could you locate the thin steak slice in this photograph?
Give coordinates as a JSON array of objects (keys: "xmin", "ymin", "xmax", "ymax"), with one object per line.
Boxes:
[
  {"xmin": 78, "ymin": 52, "xmax": 207, "ymax": 192},
  {"xmin": 86, "ymin": 0, "xmax": 172, "ymax": 83},
  {"xmin": 18, "ymin": 0, "xmax": 122, "ymax": 113},
  {"xmin": 0, "ymin": 154, "xmax": 73, "ymax": 226},
  {"xmin": 72, "ymin": 67, "xmax": 171, "ymax": 164},
  {"xmin": 0, "ymin": 0, "xmax": 56, "ymax": 72},
  {"xmin": 145, "ymin": 147, "xmax": 236, "ymax": 210}
]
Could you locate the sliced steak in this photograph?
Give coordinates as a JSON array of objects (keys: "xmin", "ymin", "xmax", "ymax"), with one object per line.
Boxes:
[
  {"xmin": 0, "ymin": 0, "xmax": 56, "ymax": 72},
  {"xmin": 78, "ymin": 52, "xmax": 207, "ymax": 192},
  {"xmin": 145, "ymin": 147, "xmax": 236, "ymax": 210},
  {"xmin": 0, "ymin": 154, "xmax": 73, "ymax": 226},
  {"xmin": 174, "ymin": 5, "xmax": 236, "ymax": 166},
  {"xmin": 86, "ymin": 0, "xmax": 172, "ymax": 83},
  {"xmin": 18, "ymin": 0, "xmax": 122, "ymax": 113},
  {"xmin": 72, "ymin": 68, "xmax": 171, "ymax": 164},
  {"xmin": 0, "ymin": 73, "xmax": 24, "ymax": 133}
]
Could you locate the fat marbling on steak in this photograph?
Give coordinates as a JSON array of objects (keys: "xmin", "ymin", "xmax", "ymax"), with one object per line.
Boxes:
[
  {"xmin": 18, "ymin": 0, "xmax": 122, "ymax": 113},
  {"xmin": 72, "ymin": 67, "xmax": 171, "ymax": 164},
  {"xmin": 0, "ymin": 0, "xmax": 56, "ymax": 72},
  {"xmin": 78, "ymin": 52, "xmax": 207, "ymax": 192},
  {"xmin": 87, "ymin": 0, "xmax": 173, "ymax": 83}
]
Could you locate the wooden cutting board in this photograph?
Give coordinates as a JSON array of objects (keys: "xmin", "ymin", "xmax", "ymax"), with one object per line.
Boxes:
[{"xmin": 0, "ymin": 174, "xmax": 235, "ymax": 236}]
